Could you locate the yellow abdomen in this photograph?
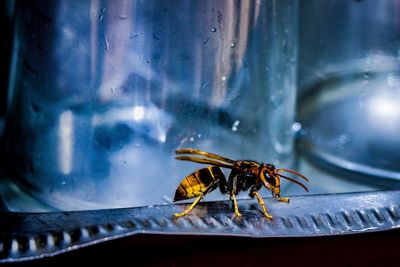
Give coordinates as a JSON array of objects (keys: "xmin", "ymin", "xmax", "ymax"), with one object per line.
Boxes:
[{"xmin": 174, "ymin": 166, "xmax": 223, "ymax": 201}]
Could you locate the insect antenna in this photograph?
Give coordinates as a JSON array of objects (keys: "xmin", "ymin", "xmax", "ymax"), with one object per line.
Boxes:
[
  {"xmin": 277, "ymin": 173, "xmax": 309, "ymax": 192},
  {"xmin": 276, "ymin": 168, "xmax": 310, "ymax": 182}
]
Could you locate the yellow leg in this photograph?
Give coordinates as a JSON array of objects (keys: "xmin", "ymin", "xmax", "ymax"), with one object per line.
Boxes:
[
  {"xmin": 231, "ymin": 194, "xmax": 242, "ymax": 218},
  {"xmin": 273, "ymin": 193, "xmax": 290, "ymax": 203},
  {"xmin": 252, "ymin": 192, "xmax": 273, "ymax": 220},
  {"xmin": 278, "ymin": 197, "xmax": 290, "ymax": 203},
  {"xmin": 173, "ymin": 195, "xmax": 203, "ymax": 218}
]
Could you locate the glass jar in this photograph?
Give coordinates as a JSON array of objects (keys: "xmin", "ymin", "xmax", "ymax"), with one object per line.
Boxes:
[
  {"xmin": 4, "ymin": 0, "xmax": 299, "ymax": 210},
  {"xmin": 298, "ymin": 0, "xmax": 400, "ymax": 185}
]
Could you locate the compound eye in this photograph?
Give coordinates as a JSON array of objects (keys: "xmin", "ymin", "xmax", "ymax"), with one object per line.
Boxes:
[{"xmin": 263, "ymin": 170, "xmax": 276, "ymax": 186}]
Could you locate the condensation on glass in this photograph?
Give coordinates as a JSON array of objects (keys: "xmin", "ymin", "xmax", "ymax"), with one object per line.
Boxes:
[
  {"xmin": 5, "ymin": 0, "xmax": 299, "ymax": 210},
  {"xmin": 298, "ymin": 1, "xmax": 400, "ymax": 186}
]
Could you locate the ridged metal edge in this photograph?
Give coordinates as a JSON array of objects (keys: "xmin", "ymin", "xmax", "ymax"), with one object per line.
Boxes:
[{"xmin": 1, "ymin": 190, "xmax": 400, "ymax": 262}]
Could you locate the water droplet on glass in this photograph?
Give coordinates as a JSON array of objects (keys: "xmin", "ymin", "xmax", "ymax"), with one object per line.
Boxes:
[
  {"xmin": 231, "ymin": 120, "xmax": 240, "ymax": 132},
  {"xmin": 99, "ymin": 8, "xmax": 106, "ymax": 21},
  {"xmin": 363, "ymin": 71, "xmax": 370, "ymax": 80},
  {"xmin": 189, "ymin": 137, "xmax": 194, "ymax": 142},
  {"xmin": 197, "ymin": 133, "xmax": 202, "ymax": 138},
  {"xmin": 230, "ymin": 43, "xmax": 235, "ymax": 48},
  {"xmin": 292, "ymin": 122, "xmax": 302, "ymax": 133},
  {"xmin": 135, "ymin": 143, "xmax": 141, "ymax": 148},
  {"xmin": 221, "ymin": 76, "xmax": 227, "ymax": 81},
  {"xmin": 211, "ymin": 27, "xmax": 217, "ymax": 32},
  {"xmin": 61, "ymin": 181, "xmax": 66, "ymax": 186},
  {"xmin": 104, "ymin": 34, "xmax": 109, "ymax": 51},
  {"xmin": 270, "ymin": 93, "xmax": 283, "ymax": 108}
]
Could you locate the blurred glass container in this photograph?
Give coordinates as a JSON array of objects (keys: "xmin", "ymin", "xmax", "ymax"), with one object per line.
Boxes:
[
  {"xmin": 298, "ymin": 0, "xmax": 400, "ymax": 184},
  {"xmin": 4, "ymin": 0, "xmax": 299, "ymax": 210}
]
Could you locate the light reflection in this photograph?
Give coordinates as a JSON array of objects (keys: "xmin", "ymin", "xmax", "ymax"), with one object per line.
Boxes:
[
  {"xmin": 91, "ymin": 104, "xmax": 172, "ymax": 143},
  {"xmin": 368, "ymin": 96, "xmax": 400, "ymax": 119},
  {"xmin": 58, "ymin": 110, "xmax": 74, "ymax": 175},
  {"xmin": 367, "ymin": 94, "xmax": 400, "ymax": 132},
  {"xmin": 132, "ymin": 106, "xmax": 145, "ymax": 121}
]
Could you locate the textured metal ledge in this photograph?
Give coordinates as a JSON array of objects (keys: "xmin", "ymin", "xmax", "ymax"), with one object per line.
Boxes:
[{"xmin": 1, "ymin": 190, "xmax": 400, "ymax": 262}]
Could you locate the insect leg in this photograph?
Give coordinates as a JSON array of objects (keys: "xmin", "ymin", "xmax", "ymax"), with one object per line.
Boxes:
[
  {"xmin": 230, "ymin": 174, "xmax": 242, "ymax": 217},
  {"xmin": 231, "ymin": 194, "xmax": 241, "ymax": 217},
  {"xmin": 173, "ymin": 180, "xmax": 218, "ymax": 218},
  {"xmin": 273, "ymin": 194, "xmax": 290, "ymax": 203},
  {"xmin": 249, "ymin": 184, "xmax": 273, "ymax": 220},
  {"xmin": 250, "ymin": 191, "xmax": 273, "ymax": 220}
]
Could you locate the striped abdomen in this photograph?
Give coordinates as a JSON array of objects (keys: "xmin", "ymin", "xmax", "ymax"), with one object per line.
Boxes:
[{"xmin": 174, "ymin": 166, "xmax": 224, "ymax": 201}]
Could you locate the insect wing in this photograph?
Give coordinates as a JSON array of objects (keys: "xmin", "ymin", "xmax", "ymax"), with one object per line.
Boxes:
[
  {"xmin": 174, "ymin": 166, "xmax": 223, "ymax": 201},
  {"xmin": 176, "ymin": 148, "xmax": 235, "ymax": 164}
]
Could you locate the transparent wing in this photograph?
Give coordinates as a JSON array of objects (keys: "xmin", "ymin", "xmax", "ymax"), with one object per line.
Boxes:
[{"xmin": 175, "ymin": 148, "xmax": 237, "ymax": 169}]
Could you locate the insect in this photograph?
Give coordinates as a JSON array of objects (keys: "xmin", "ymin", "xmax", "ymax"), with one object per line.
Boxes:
[{"xmin": 173, "ymin": 148, "xmax": 310, "ymax": 220}]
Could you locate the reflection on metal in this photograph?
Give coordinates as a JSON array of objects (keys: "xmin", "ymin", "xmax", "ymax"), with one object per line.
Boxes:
[{"xmin": 1, "ymin": 191, "xmax": 400, "ymax": 262}]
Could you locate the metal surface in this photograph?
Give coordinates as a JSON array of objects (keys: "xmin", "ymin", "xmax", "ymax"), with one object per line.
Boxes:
[{"xmin": 1, "ymin": 190, "xmax": 400, "ymax": 263}]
